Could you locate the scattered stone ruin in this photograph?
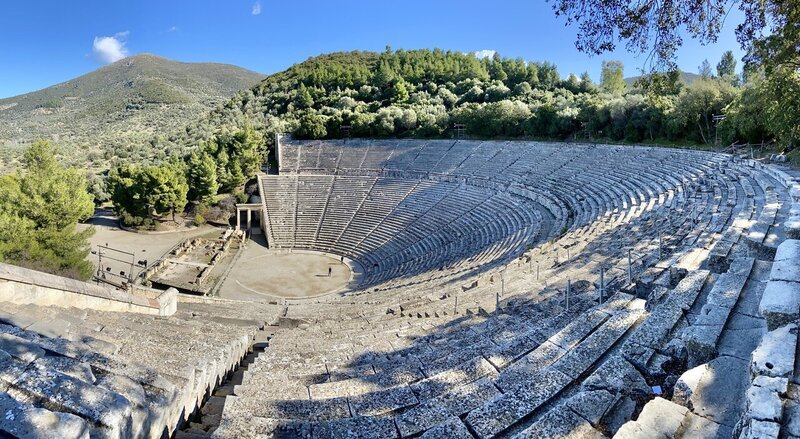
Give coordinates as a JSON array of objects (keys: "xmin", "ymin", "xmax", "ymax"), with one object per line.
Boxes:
[{"xmin": 1, "ymin": 138, "xmax": 799, "ymax": 439}]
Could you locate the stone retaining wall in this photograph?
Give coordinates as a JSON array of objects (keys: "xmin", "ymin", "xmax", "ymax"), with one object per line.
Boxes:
[{"xmin": 0, "ymin": 262, "xmax": 177, "ymax": 316}]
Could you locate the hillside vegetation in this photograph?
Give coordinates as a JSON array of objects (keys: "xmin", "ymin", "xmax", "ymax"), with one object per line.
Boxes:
[
  {"xmin": 0, "ymin": 54, "xmax": 264, "ymax": 170},
  {"xmin": 163, "ymin": 48, "xmax": 791, "ymax": 163}
]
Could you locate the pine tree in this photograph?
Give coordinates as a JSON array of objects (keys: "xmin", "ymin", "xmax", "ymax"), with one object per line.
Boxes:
[{"xmin": 187, "ymin": 151, "xmax": 219, "ymax": 203}]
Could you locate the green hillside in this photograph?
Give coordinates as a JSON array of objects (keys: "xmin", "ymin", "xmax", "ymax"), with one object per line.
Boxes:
[
  {"xmin": 0, "ymin": 54, "xmax": 264, "ymax": 169},
  {"xmin": 164, "ymin": 48, "xmax": 772, "ymax": 160}
]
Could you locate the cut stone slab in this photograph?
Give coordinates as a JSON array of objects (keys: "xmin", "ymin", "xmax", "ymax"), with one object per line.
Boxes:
[
  {"xmin": 676, "ymin": 411, "xmax": 733, "ymax": 439},
  {"xmin": 564, "ymin": 389, "xmax": 616, "ymax": 426},
  {"xmin": 759, "ymin": 281, "xmax": 800, "ymax": 330},
  {"xmin": 583, "ymin": 355, "xmax": 650, "ymax": 397},
  {"xmin": 687, "ymin": 355, "xmax": 750, "ymax": 428},
  {"xmin": 751, "ymin": 323, "xmax": 797, "ymax": 378},
  {"xmin": 348, "ymin": 384, "xmax": 418, "ymax": 417},
  {"xmin": 632, "ymin": 397, "xmax": 688, "ymax": 436},
  {"xmin": 603, "ymin": 396, "xmax": 636, "ymax": 435},
  {"xmin": 410, "ymin": 356, "xmax": 496, "ymax": 401},
  {"xmin": 673, "ymin": 363, "xmax": 707, "ymax": 407},
  {"xmin": 745, "ymin": 384, "xmax": 782, "ymax": 423},
  {"xmin": 464, "ymin": 368, "xmax": 572, "ymax": 438},
  {"xmin": 312, "ymin": 416, "xmax": 398, "ymax": 439},
  {"xmin": 0, "ymin": 391, "xmax": 91, "ymax": 439},
  {"xmin": 774, "ymin": 239, "xmax": 800, "ymax": 261},
  {"xmin": 745, "ymin": 419, "xmax": 781, "ymax": 439},
  {"xmin": 614, "ymin": 421, "xmax": 662, "ymax": 439},
  {"xmin": 512, "ymin": 406, "xmax": 606, "ymax": 439},
  {"xmin": 395, "ymin": 399, "xmax": 451, "ymax": 437},
  {"xmin": 419, "ymin": 417, "xmax": 474, "ymax": 439},
  {"xmin": 770, "ymin": 259, "xmax": 800, "ymax": 283},
  {"xmin": 0, "ymin": 333, "xmax": 45, "ymax": 364},
  {"xmin": 213, "ymin": 416, "xmax": 312, "ymax": 439}
]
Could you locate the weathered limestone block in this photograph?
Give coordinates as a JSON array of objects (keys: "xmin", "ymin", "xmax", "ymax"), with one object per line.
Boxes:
[
  {"xmin": 0, "ymin": 333, "xmax": 45, "ymax": 364},
  {"xmin": 673, "ymin": 363, "xmax": 706, "ymax": 407},
  {"xmin": 395, "ymin": 399, "xmax": 451, "ymax": 437},
  {"xmin": 396, "ymin": 377, "xmax": 500, "ymax": 437},
  {"xmin": 410, "ymin": 356, "xmax": 496, "ymax": 401},
  {"xmin": 785, "ymin": 397, "xmax": 800, "ymax": 437},
  {"xmin": 213, "ymin": 416, "xmax": 313, "ymax": 439},
  {"xmin": 770, "ymin": 258, "xmax": 800, "ymax": 283},
  {"xmin": 434, "ymin": 377, "xmax": 500, "ymax": 416},
  {"xmin": 742, "ymin": 419, "xmax": 781, "ymax": 439},
  {"xmin": 0, "ymin": 391, "xmax": 91, "ymax": 439},
  {"xmin": 786, "ymin": 216, "xmax": 800, "ymax": 239},
  {"xmin": 348, "ymin": 384, "xmax": 418, "ymax": 417},
  {"xmin": 745, "ymin": 385, "xmax": 783, "ymax": 423},
  {"xmin": 552, "ymin": 307, "xmax": 644, "ymax": 379},
  {"xmin": 33, "ymin": 355, "xmax": 95, "ymax": 384},
  {"xmin": 759, "ymin": 281, "xmax": 800, "ymax": 330},
  {"xmin": 464, "ymin": 368, "xmax": 572, "ymax": 438},
  {"xmin": 633, "ymin": 397, "xmax": 688, "ymax": 435},
  {"xmin": 751, "ymin": 323, "xmax": 797, "ymax": 378},
  {"xmin": 582, "ymin": 355, "xmax": 650, "ymax": 397},
  {"xmin": 247, "ymin": 397, "xmax": 350, "ymax": 421},
  {"xmin": 564, "ymin": 389, "xmax": 617, "ymax": 426},
  {"xmin": 614, "ymin": 421, "xmax": 661, "ymax": 439},
  {"xmin": 312, "ymin": 416, "xmax": 398, "ymax": 439},
  {"xmin": 494, "ymin": 341, "xmax": 566, "ymax": 392},
  {"xmin": 419, "ymin": 417, "xmax": 473, "ymax": 439},
  {"xmin": 8, "ymin": 363, "xmax": 133, "ymax": 439},
  {"xmin": 513, "ymin": 406, "xmax": 606, "ymax": 439}
]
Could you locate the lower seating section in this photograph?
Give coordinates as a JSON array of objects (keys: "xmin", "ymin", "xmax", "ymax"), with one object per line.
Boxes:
[
  {"xmin": 0, "ymin": 300, "xmax": 283, "ymax": 439},
  {"xmin": 261, "ymin": 175, "xmax": 543, "ymax": 285}
]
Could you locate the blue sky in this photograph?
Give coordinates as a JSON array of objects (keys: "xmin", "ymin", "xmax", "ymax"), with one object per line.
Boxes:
[{"xmin": 0, "ymin": 0, "xmax": 745, "ymax": 98}]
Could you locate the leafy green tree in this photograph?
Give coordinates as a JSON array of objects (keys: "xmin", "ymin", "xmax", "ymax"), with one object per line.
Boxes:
[
  {"xmin": 296, "ymin": 112, "xmax": 328, "ymax": 139},
  {"xmin": 600, "ymin": 61, "xmax": 625, "ymax": 94},
  {"xmin": 0, "ymin": 141, "xmax": 94, "ymax": 279},
  {"xmin": 673, "ymin": 79, "xmax": 738, "ymax": 144},
  {"xmin": 145, "ymin": 161, "xmax": 188, "ymax": 221},
  {"xmin": 186, "ymin": 151, "xmax": 219, "ymax": 203},
  {"xmin": 390, "ymin": 79, "xmax": 409, "ymax": 103},
  {"xmin": 204, "ymin": 124, "xmax": 264, "ymax": 192},
  {"xmin": 295, "ymin": 84, "xmax": 315, "ymax": 109}
]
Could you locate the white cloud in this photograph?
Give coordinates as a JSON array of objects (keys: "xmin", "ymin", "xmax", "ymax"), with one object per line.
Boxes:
[
  {"xmin": 92, "ymin": 32, "xmax": 129, "ymax": 64},
  {"xmin": 167, "ymin": 26, "xmax": 179, "ymax": 32},
  {"xmin": 473, "ymin": 50, "xmax": 496, "ymax": 60},
  {"xmin": 251, "ymin": 1, "xmax": 262, "ymax": 15}
]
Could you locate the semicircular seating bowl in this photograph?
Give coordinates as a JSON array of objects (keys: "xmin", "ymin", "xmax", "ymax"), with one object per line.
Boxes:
[
  {"xmin": 0, "ymin": 138, "xmax": 794, "ymax": 439},
  {"xmin": 261, "ymin": 139, "xmax": 731, "ymax": 290}
]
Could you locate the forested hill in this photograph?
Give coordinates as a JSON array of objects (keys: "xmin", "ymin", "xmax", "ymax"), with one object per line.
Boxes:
[
  {"xmin": 166, "ymin": 48, "xmax": 782, "ymax": 162},
  {"xmin": 0, "ymin": 54, "xmax": 264, "ymax": 169}
]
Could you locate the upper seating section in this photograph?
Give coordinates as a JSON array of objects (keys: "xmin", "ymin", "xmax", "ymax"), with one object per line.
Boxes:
[{"xmin": 266, "ymin": 138, "xmax": 731, "ymax": 288}]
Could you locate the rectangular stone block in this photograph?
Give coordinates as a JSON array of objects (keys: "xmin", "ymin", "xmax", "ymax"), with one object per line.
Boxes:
[
  {"xmin": 248, "ymin": 397, "xmax": 350, "ymax": 421},
  {"xmin": 513, "ymin": 406, "xmax": 606, "ymax": 439},
  {"xmin": 494, "ymin": 341, "xmax": 566, "ymax": 393},
  {"xmin": 411, "ymin": 356, "xmax": 496, "ymax": 401},
  {"xmin": 419, "ymin": 417, "xmax": 473, "ymax": 438},
  {"xmin": 464, "ymin": 368, "xmax": 572, "ymax": 438},
  {"xmin": 348, "ymin": 384, "xmax": 418, "ymax": 417},
  {"xmin": 312, "ymin": 416, "xmax": 398, "ymax": 439},
  {"xmin": 759, "ymin": 280, "xmax": 800, "ymax": 331},
  {"xmin": 8, "ymin": 363, "xmax": 133, "ymax": 438},
  {"xmin": 0, "ymin": 391, "xmax": 90, "ymax": 439},
  {"xmin": 552, "ymin": 307, "xmax": 643, "ymax": 379}
]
